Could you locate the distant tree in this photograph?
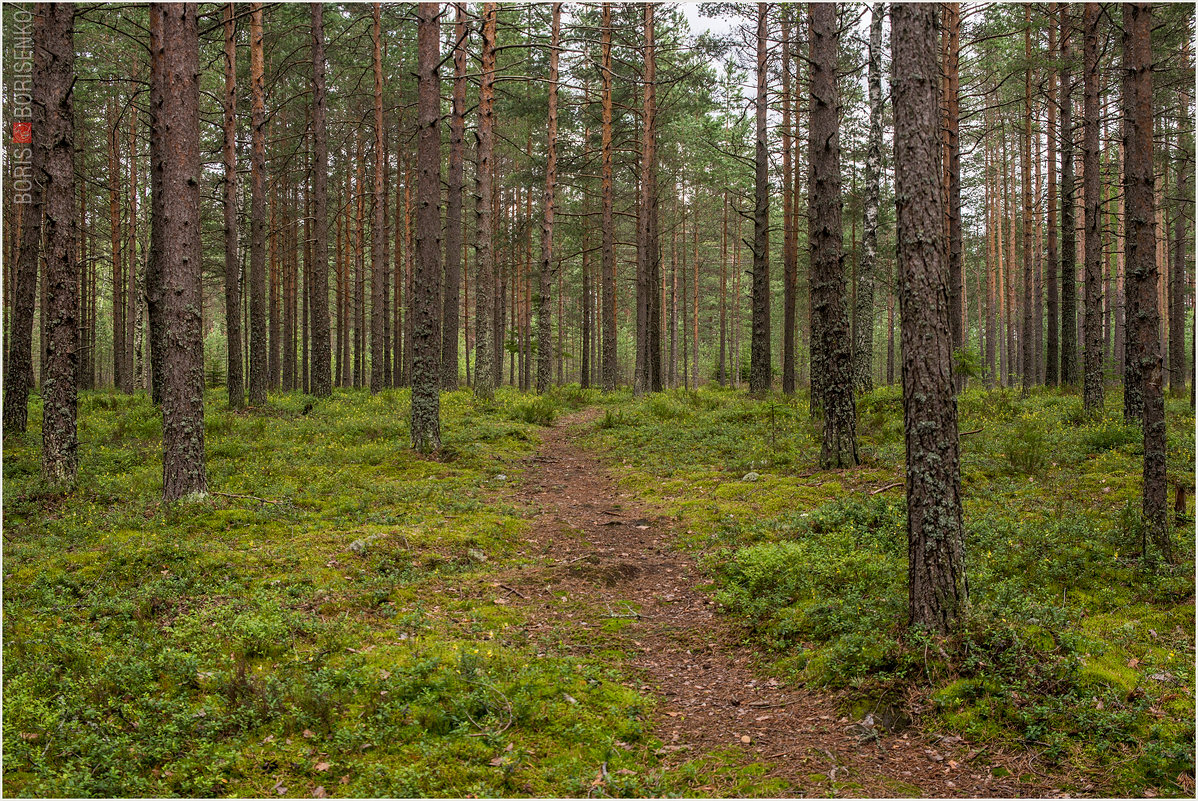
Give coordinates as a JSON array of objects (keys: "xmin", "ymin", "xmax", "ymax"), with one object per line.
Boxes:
[
  {"xmin": 40, "ymin": 1, "xmax": 79, "ymax": 486},
  {"xmin": 892, "ymin": 1, "xmax": 967, "ymax": 634}
]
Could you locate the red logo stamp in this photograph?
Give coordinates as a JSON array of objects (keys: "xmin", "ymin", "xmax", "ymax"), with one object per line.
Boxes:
[{"xmin": 13, "ymin": 122, "xmax": 31, "ymax": 144}]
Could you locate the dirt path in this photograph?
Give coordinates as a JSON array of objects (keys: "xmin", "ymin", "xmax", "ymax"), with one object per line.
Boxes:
[{"xmin": 497, "ymin": 409, "xmax": 1069, "ymax": 798}]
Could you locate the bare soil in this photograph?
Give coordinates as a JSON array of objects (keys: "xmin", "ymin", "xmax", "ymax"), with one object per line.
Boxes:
[{"xmin": 494, "ymin": 408, "xmax": 1076, "ymax": 798}]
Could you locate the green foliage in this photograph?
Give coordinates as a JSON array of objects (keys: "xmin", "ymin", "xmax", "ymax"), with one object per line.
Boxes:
[
  {"xmin": 2, "ymin": 387, "xmax": 761, "ymax": 798},
  {"xmin": 587, "ymin": 384, "xmax": 1195, "ymax": 796}
]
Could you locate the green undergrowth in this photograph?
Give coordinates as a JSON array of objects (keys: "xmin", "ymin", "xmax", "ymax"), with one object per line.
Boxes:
[
  {"xmin": 584, "ymin": 384, "xmax": 1196, "ymax": 796},
  {"xmin": 3, "ymin": 385, "xmax": 760, "ymax": 798}
]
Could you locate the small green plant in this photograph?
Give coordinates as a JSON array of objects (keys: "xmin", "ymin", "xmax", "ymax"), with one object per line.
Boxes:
[{"xmin": 1004, "ymin": 416, "xmax": 1051, "ymax": 475}]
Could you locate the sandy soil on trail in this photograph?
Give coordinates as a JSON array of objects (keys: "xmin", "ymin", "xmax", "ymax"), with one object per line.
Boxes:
[{"xmin": 495, "ymin": 408, "xmax": 1078, "ymax": 798}]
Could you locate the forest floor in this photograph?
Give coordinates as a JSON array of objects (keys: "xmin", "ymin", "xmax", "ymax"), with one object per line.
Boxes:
[
  {"xmin": 3, "ymin": 384, "xmax": 1194, "ymax": 798},
  {"xmin": 495, "ymin": 407, "xmax": 1066, "ymax": 798}
]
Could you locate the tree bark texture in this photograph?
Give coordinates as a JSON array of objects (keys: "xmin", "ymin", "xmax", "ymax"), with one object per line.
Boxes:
[
  {"xmin": 153, "ymin": 2, "xmax": 207, "ymax": 500},
  {"xmin": 892, "ymin": 2, "xmax": 967, "ymax": 634},
  {"xmin": 809, "ymin": 2, "xmax": 857, "ymax": 467},
  {"xmin": 750, "ymin": 3, "xmax": 771, "ymax": 394},
  {"xmin": 411, "ymin": 2, "xmax": 442, "ymax": 452},
  {"xmin": 536, "ymin": 4, "xmax": 561, "ymax": 395},
  {"xmin": 39, "ymin": 1, "xmax": 78, "ymax": 485}
]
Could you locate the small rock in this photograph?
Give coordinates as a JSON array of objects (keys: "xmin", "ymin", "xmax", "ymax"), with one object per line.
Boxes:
[
  {"xmin": 740, "ymin": 735, "xmax": 752, "ymax": 744},
  {"xmin": 742, "ymin": 472, "xmax": 760, "ymax": 482},
  {"xmin": 494, "ymin": 474, "xmax": 508, "ymax": 483},
  {"xmin": 468, "ymin": 548, "xmax": 488, "ymax": 563}
]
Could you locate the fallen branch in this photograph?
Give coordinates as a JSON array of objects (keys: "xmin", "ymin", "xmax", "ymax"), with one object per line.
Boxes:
[
  {"xmin": 960, "ymin": 427, "xmax": 984, "ymax": 436},
  {"xmin": 499, "ymin": 583, "xmax": 528, "ymax": 599},
  {"xmin": 869, "ymin": 481, "xmax": 904, "ymax": 495}
]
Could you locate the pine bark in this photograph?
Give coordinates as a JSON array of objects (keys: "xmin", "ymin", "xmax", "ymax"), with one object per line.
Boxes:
[
  {"xmin": 310, "ymin": 2, "xmax": 331, "ymax": 397},
  {"xmin": 809, "ymin": 2, "xmax": 856, "ymax": 467},
  {"xmin": 749, "ymin": 3, "xmax": 771, "ymax": 394},
  {"xmin": 781, "ymin": 6, "xmax": 797, "ymax": 395},
  {"xmin": 536, "ymin": 4, "xmax": 561, "ymax": 394},
  {"xmin": 370, "ymin": 3, "xmax": 386, "ymax": 392},
  {"xmin": 473, "ymin": 3, "xmax": 497, "ymax": 400},
  {"xmin": 223, "ymin": 4, "xmax": 243, "ymax": 409},
  {"xmin": 1059, "ymin": 4, "xmax": 1078, "ymax": 384},
  {"xmin": 248, "ymin": 2, "xmax": 268, "ymax": 406},
  {"xmin": 39, "ymin": 1, "xmax": 78, "ymax": 485},
  {"xmin": 1122, "ymin": 3, "xmax": 1169, "ymax": 559},
  {"xmin": 1021, "ymin": 9, "xmax": 1033, "ymax": 393},
  {"xmin": 892, "ymin": 2, "xmax": 967, "ymax": 634},
  {"xmin": 1082, "ymin": 2, "xmax": 1104, "ymax": 412},
  {"xmin": 152, "ymin": 2, "xmax": 207, "ymax": 500},
  {"xmin": 442, "ymin": 3, "xmax": 468, "ymax": 390},
  {"xmin": 854, "ymin": 3, "xmax": 883, "ymax": 394},
  {"xmin": 947, "ymin": 3, "xmax": 963, "ymax": 388},
  {"xmin": 411, "ymin": 1, "xmax": 442, "ymax": 452},
  {"xmin": 600, "ymin": 3, "xmax": 617, "ymax": 391},
  {"xmin": 1046, "ymin": 19, "xmax": 1059, "ymax": 385}
]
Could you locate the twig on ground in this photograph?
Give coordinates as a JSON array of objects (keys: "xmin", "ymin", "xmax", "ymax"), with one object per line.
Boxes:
[
  {"xmin": 960, "ymin": 427, "xmax": 984, "ymax": 436},
  {"xmin": 869, "ymin": 481, "xmax": 904, "ymax": 495},
  {"xmin": 499, "ymin": 583, "xmax": 528, "ymax": 599}
]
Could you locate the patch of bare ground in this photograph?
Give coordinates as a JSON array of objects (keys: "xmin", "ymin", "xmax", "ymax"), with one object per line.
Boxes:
[{"xmin": 490, "ymin": 408, "xmax": 1082, "ymax": 798}]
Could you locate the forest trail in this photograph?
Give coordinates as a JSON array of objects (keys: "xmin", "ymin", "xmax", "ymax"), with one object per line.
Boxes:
[{"xmin": 497, "ymin": 408, "xmax": 1069, "ymax": 799}]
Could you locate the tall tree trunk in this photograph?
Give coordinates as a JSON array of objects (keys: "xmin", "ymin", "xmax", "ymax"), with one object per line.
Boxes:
[
  {"xmin": 855, "ymin": 2, "xmax": 883, "ymax": 394},
  {"xmin": 536, "ymin": 4, "xmax": 561, "ymax": 394},
  {"xmin": 985, "ymin": 101, "xmax": 998, "ymax": 386},
  {"xmin": 125, "ymin": 76, "xmax": 138, "ymax": 394},
  {"xmin": 781, "ymin": 5, "xmax": 797, "ymax": 395},
  {"xmin": 1122, "ymin": 3, "xmax": 1169, "ymax": 559},
  {"xmin": 442, "ymin": 2, "xmax": 467, "ymax": 390},
  {"xmin": 810, "ymin": 2, "xmax": 857, "ymax": 467},
  {"xmin": 39, "ymin": 1, "xmax": 78, "ymax": 485},
  {"xmin": 310, "ymin": 2, "xmax": 331, "ymax": 397},
  {"xmin": 892, "ymin": 2, "xmax": 967, "ymax": 634},
  {"xmin": 635, "ymin": 3, "xmax": 660, "ymax": 396},
  {"xmin": 749, "ymin": 3, "xmax": 771, "ymax": 394},
  {"xmin": 412, "ymin": 1, "xmax": 442, "ymax": 452},
  {"xmin": 223, "ymin": 3, "xmax": 243, "ymax": 409},
  {"xmin": 1022, "ymin": 8, "xmax": 1034, "ymax": 394},
  {"xmin": 600, "ymin": 2, "xmax": 617, "ymax": 391},
  {"xmin": 248, "ymin": 2, "xmax": 268, "ymax": 406},
  {"xmin": 719, "ymin": 190, "xmax": 727, "ymax": 386},
  {"xmin": 1082, "ymin": 2, "xmax": 1104, "ymax": 412},
  {"xmin": 152, "ymin": 2, "xmax": 207, "ymax": 500},
  {"xmin": 473, "ymin": 3, "xmax": 497, "ymax": 400},
  {"xmin": 3, "ymin": 5, "xmax": 46, "ymax": 435},
  {"xmin": 946, "ymin": 2, "xmax": 963, "ymax": 389},
  {"xmin": 109, "ymin": 97, "xmax": 125, "ymax": 393},
  {"xmin": 1046, "ymin": 18, "xmax": 1059, "ymax": 385},
  {"xmin": 1059, "ymin": 4, "xmax": 1078, "ymax": 385},
  {"xmin": 370, "ymin": 3, "xmax": 386, "ymax": 392}
]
